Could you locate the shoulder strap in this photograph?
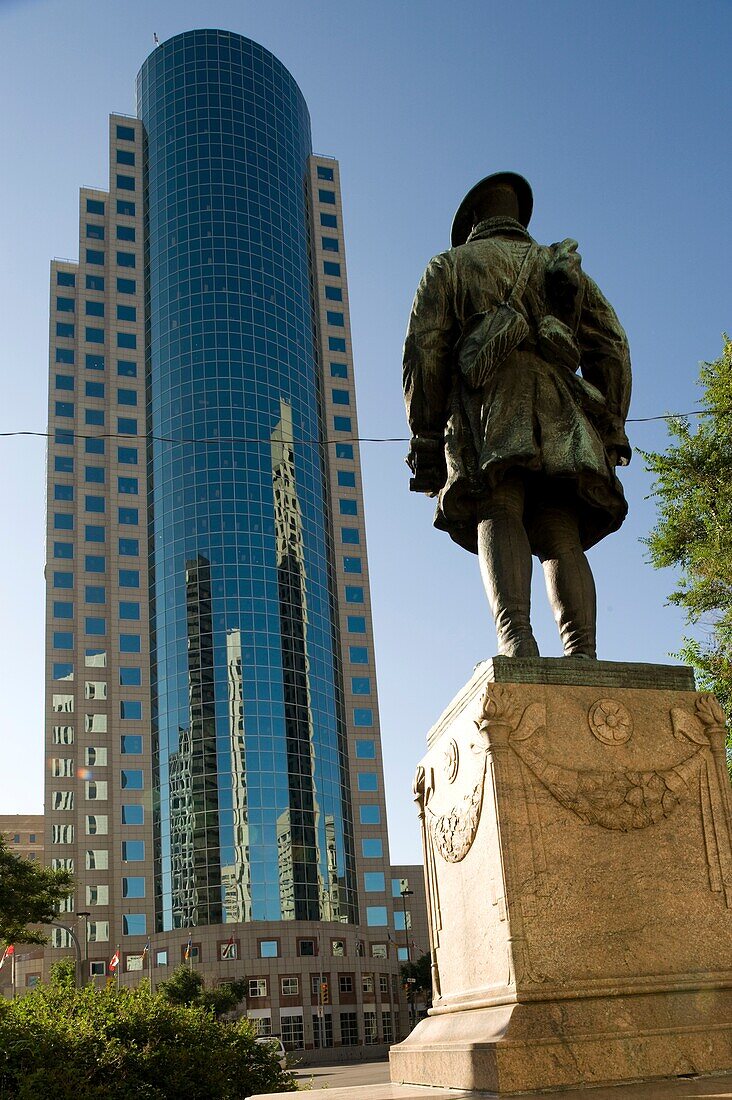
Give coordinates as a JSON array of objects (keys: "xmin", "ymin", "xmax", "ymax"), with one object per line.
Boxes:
[{"xmin": 505, "ymin": 243, "xmax": 539, "ymax": 308}]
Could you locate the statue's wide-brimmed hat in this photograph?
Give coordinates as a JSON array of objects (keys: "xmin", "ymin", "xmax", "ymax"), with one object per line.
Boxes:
[{"xmin": 451, "ymin": 172, "xmax": 533, "ymax": 246}]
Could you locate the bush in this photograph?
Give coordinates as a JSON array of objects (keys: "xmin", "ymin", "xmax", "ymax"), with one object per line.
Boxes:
[{"xmin": 0, "ymin": 966, "xmax": 296, "ymax": 1099}]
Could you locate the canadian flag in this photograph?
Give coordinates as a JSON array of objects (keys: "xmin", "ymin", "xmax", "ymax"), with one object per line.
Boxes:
[
  {"xmin": 109, "ymin": 948, "xmax": 120, "ymax": 972},
  {"xmin": 0, "ymin": 945, "xmax": 14, "ymax": 970}
]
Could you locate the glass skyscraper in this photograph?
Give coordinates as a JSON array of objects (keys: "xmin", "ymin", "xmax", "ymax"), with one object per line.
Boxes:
[{"xmin": 44, "ymin": 29, "xmax": 406, "ymax": 1052}]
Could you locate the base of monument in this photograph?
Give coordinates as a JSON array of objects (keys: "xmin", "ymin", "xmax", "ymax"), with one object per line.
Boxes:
[{"xmin": 389, "ymin": 987, "xmax": 732, "ymax": 1094}]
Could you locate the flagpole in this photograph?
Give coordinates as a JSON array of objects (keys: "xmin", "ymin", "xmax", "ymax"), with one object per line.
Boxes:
[
  {"xmin": 11, "ymin": 946, "xmax": 16, "ymax": 1000},
  {"xmin": 116, "ymin": 944, "xmax": 120, "ymax": 988},
  {"xmin": 147, "ymin": 940, "xmax": 153, "ymax": 993}
]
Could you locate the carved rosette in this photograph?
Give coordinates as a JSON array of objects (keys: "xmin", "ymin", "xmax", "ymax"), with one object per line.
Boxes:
[{"xmin": 589, "ymin": 699, "xmax": 633, "ymax": 745}]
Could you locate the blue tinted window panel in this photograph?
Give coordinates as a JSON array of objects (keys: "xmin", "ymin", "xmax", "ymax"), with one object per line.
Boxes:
[
  {"xmin": 347, "ymin": 616, "xmax": 366, "ymax": 633},
  {"xmin": 54, "ymin": 514, "xmax": 73, "ymax": 531},
  {"xmin": 116, "ymin": 175, "xmax": 135, "ymax": 191},
  {"xmin": 120, "ymin": 634, "xmax": 141, "ymax": 653},
  {"xmin": 86, "ymin": 199, "xmax": 105, "ymax": 215},
  {"xmin": 57, "ymin": 271, "xmax": 76, "ymax": 287},
  {"xmin": 121, "ymin": 701, "xmax": 142, "ymax": 720},
  {"xmin": 53, "ymin": 632, "xmax": 74, "ymax": 649},
  {"xmin": 364, "ymin": 873, "xmax": 385, "ymax": 892},
  {"xmin": 121, "ymin": 769, "xmax": 143, "ymax": 789},
  {"xmin": 366, "ymin": 907, "xmax": 387, "ymax": 927},
  {"xmin": 354, "ymin": 708, "xmax": 374, "ymax": 726},
  {"xmin": 122, "ymin": 841, "xmax": 144, "ymax": 861},
  {"xmin": 334, "ymin": 416, "xmax": 351, "ymax": 432},
  {"xmin": 122, "ymin": 877, "xmax": 145, "ymax": 898},
  {"xmin": 123, "ymin": 914, "xmax": 146, "ymax": 935},
  {"xmin": 360, "ymin": 806, "xmax": 381, "ymax": 826},
  {"xmin": 345, "ymin": 586, "xmax": 364, "ymax": 603},
  {"xmin": 317, "ymin": 165, "xmax": 334, "ymax": 180},
  {"xmin": 355, "ymin": 739, "xmax": 375, "ymax": 759},
  {"xmin": 357, "ymin": 772, "xmax": 378, "ymax": 791},
  {"xmin": 122, "ymin": 804, "xmax": 144, "ymax": 824},
  {"xmin": 362, "ymin": 839, "xmax": 383, "ymax": 859}
]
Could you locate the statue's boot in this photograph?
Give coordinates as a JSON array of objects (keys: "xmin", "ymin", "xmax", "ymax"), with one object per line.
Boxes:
[
  {"xmin": 541, "ymin": 548, "xmax": 597, "ymax": 658},
  {"xmin": 477, "ymin": 489, "xmax": 539, "ymax": 658}
]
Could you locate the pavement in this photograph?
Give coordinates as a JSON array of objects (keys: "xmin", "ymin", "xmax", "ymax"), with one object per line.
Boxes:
[{"xmin": 248, "ymin": 1061, "xmax": 732, "ymax": 1098}]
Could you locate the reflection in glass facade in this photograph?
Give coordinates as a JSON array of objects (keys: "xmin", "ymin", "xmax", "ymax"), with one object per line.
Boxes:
[{"xmin": 137, "ymin": 30, "xmax": 357, "ymax": 929}]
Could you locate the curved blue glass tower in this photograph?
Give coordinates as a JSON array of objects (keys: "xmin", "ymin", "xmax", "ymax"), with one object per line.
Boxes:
[{"xmin": 137, "ymin": 30, "xmax": 356, "ymax": 930}]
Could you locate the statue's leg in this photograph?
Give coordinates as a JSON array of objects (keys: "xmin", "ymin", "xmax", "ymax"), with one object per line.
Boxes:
[
  {"xmin": 476, "ymin": 476, "xmax": 539, "ymax": 657},
  {"xmin": 532, "ymin": 506, "xmax": 597, "ymax": 658}
]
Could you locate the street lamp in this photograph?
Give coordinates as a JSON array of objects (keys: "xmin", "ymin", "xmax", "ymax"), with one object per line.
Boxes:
[
  {"xmin": 400, "ymin": 886, "xmax": 415, "ymax": 1029},
  {"xmin": 77, "ymin": 911, "xmax": 90, "ymax": 980},
  {"xmin": 51, "ymin": 919, "xmax": 83, "ymax": 988}
]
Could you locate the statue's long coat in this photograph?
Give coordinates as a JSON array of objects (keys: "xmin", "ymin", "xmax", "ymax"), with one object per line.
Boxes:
[{"xmin": 403, "ymin": 218, "xmax": 632, "ymax": 553}]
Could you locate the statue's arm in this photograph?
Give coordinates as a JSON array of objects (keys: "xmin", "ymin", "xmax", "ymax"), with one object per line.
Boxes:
[
  {"xmin": 577, "ymin": 275, "xmax": 632, "ymax": 464},
  {"xmin": 402, "ymin": 254, "xmax": 457, "ymax": 491}
]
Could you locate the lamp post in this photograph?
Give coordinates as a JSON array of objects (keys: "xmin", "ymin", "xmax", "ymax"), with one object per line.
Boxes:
[
  {"xmin": 400, "ymin": 886, "xmax": 414, "ymax": 1028},
  {"xmin": 77, "ymin": 911, "xmax": 90, "ymax": 981},
  {"xmin": 51, "ymin": 920, "xmax": 83, "ymax": 988}
]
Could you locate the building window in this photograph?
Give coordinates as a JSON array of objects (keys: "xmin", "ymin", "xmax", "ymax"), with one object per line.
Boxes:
[
  {"xmin": 123, "ymin": 914, "xmax": 146, "ymax": 936},
  {"xmin": 121, "ymin": 769, "xmax": 143, "ymax": 789},
  {"xmin": 57, "ymin": 271, "xmax": 76, "ymax": 286},
  {"xmin": 340, "ymin": 1012, "xmax": 359, "ymax": 1046},
  {"xmin": 86, "ymin": 300, "xmax": 104, "ymax": 317},
  {"xmin": 332, "ymin": 388, "xmax": 350, "ymax": 405},
  {"xmin": 364, "ymin": 872, "xmax": 385, "ymax": 893},
  {"xmin": 331, "ymin": 362, "xmax": 348, "ymax": 379},
  {"xmin": 354, "ymin": 708, "xmax": 374, "ymax": 727},
  {"xmin": 333, "ymin": 416, "xmax": 352, "ymax": 432},
  {"xmin": 341, "ymin": 527, "xmax": 360, "ymax": 545},
  {"xmin": 362, "ymin": 838, "xmax": 383, "ymax": 859},
  {"xmin": 122, "ymin": 804, "xmax": 144, "ymax": 825},
  {"xmin": 329, "ymin": 336, "xmax": 346, "ymax": 352},
  {"xmin": 86, "ymin": 198, "xmax": 105, "ymax": 214},
  {"xmin": 323, "ymin": 260, "xmax": 340, "ymax": 276},
  {"xmin": 322, "ymin": 236, "xmax": 339, "ymax": 252},
  {"xmin": 117, "ymin": 278, "xmax": 136, "ymax": 294},
  {"xmin": 117, "ymin": 304, "xmax": 136, "ymax": 320},
  {"xmin": 320, "ymin": 212, "xmax": 338, "ymax": 229},
  {"xmin": 337, "ymin": 470, "xmax": 356, "ymax": 487},
  {"xmin": 89, "ymin": 961, "xmax": 106, "ymax": 977},
  {"xmin": 349, "ymin": 645, "xmax": 368, "ymax": 663},
  {"xmin": 326, "ymin": 310, "xmax": 344, "ymax": 327},
  {"xmin": 357, "ymin": 772, "xmax": 378, "ymax": 792},
  {"xmin": 312, "ymin": 1013, "xmax": 333, "ymax": 1048},
  {"xmin": 121, "ymin": 734, "xmax": 142, "ymax": 753},
  {"xmin": 281, "ymin": 976, "xmax": 299, "ymax": 997},
  {"xmin": 317, "ymin": 165, "xmax": 334, "ymax": 181},
  {"xmin": 339, "ymin": 499, "xmax": 357, "ymax": 516},
  {"xmin": 249, "ymin": 1016, "xmax": 272, "ymax": 1037},
  {"xmin": 258, "ymin": 940, "xmax": 278, "ymax": 959},
  {"xmin": 297, "ymin": 939, "xmax": 315, "ymax": 957},
  {"xmin": 347, "ymin": 615, "xmax": 366, "ymax": 633},
  {"xmin": 219, "ymin": 940, "xmax": 238, "ymax": 960},
  {"xmin": 331, "ymin": 940, "xmax": 345, "ymax": 957},
  {"xmin": 360, "ymin": 806, "xmax": 381, "ymax": 825},
  {"xmin": 85, "ymin": 249, "xmax": 104, "ymax": 265},
  {"xmin": 248, "ymin": 979, "xmax": 267, "ymax": 998},
  {"xmin": 122, "ymin": 877, "xmax": 145, "ymax": 899},
  {"xmin": 116, "ymin": 174, "xmax": 135, "ymax": 191},
  {"xmin": 345, "ymin": 586, "xmax": 363, "ymax": 604},
  {"xmin": 351, "ymin": 677, "xmax": 371, "ymax": 694},
  {"xmin": 156, "ymin": 949, "xmax": 168, "ymax": 966},
  {"xmin": 116, "ymin": 149, "xmax": 135, "ymax": 166},
  {"xmin": 280, "ymin": 1014, "xmax": 304, "ymax": 1051},
  {"xmin": 86, "ymin": 275, "xmax": 104, "ymax": 291},
  {"xmin": 338, "ymin": 974, "xmax": 353, "ymax": 993},
  {"xmin": 343, "ymin": 557, "xmax": 361, "ymax": 574},
  {"xmin": 318, "ymin": 189, "xmax": 336, "ymax": 204},
  {"xmin": 116, "ymin": 124, "xmax": 135, "ymax": 141},
  {"xmin": 335, "ymin": 442, "xmax": 354, "ymax": 459},
  {"xmin": 121, "ymin": 840, "xmax": 144, "ymax": 860}
]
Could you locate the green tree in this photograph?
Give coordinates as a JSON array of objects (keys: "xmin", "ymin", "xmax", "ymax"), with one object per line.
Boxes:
[
  {"xmin": 0, "ymin": 835, "xmax": 73, "ymax": 944},
  {"xmin": 0, "ymin": 964, "xmax": 296, "ymax": 1099},
  {"xmin": 642, "ymin": 336, "xmax": 732, "ymax": 765},
  {"xmin": 400, "ymin": 952, "xmax": 433, "ymax": 1008},
  {"xmin": 157, "ymin": 964, "xmax": 248, "ymax": 1019}
]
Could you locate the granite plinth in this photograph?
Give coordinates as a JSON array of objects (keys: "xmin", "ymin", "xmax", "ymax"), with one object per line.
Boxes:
[{"xmin": 390, "ymin": 659, "xmax": 732, "ymax": 1094}]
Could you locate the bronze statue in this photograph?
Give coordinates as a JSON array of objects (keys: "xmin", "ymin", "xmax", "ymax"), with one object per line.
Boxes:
[{"xmin": 403, "ymin": 173, "xmax": 631, "ymax": 658}]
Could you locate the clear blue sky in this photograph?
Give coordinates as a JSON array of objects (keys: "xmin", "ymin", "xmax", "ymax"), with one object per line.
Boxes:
[{"xmin": 1, "ymin": 0, "xmax": 729, "ymax": 864}]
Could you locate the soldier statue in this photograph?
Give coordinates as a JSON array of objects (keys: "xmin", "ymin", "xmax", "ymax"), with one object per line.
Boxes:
[{"xmin": 403, "ymin": 172, "xmax": 631, "ymax": 658}]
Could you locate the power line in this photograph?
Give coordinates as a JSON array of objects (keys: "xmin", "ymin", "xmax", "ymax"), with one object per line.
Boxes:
[{"xmin": 0, "ymin": 408, "xmax": 713, "ymax": 446}]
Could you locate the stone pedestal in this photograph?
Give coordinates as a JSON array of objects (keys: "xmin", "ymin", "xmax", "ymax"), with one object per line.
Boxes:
[{"xmin": 389, "ymin": 658, "xmax": 732, "ymax": 1095}]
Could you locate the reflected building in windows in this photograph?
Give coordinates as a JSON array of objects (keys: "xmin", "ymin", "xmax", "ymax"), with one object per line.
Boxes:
[{"xmin": 43, "ymin": 28, "xmax": 407, "ymax": 1051}]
